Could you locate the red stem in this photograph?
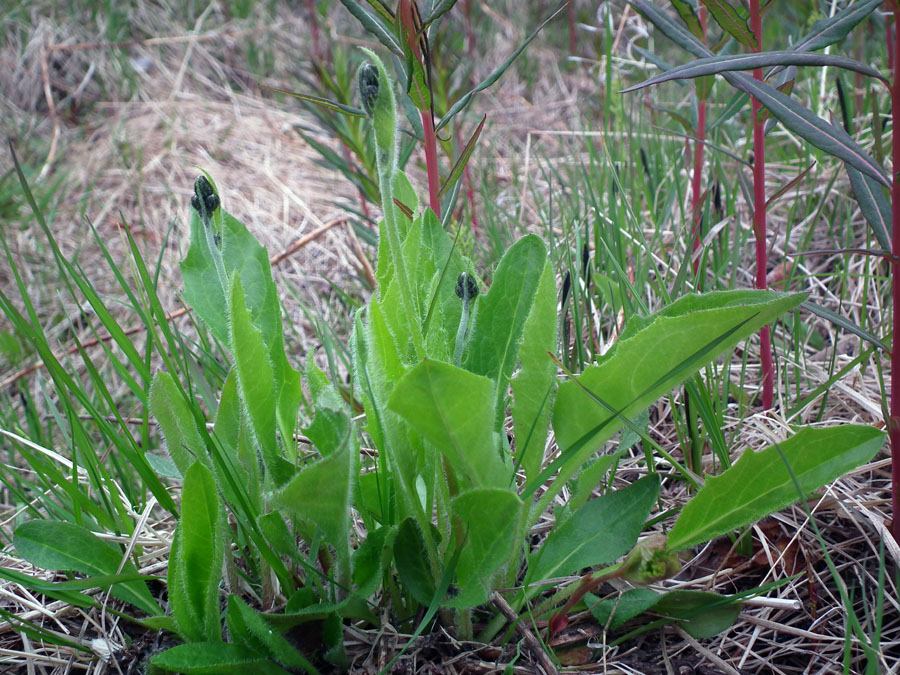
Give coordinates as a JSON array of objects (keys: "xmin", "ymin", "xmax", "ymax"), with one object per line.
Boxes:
[
  {"xmin": 690, "ymin": 8, "xmax": 708, "ymax": 276},
  {"xmin": 568, "ymin": 0, "xmax": 577, "ymax": 55},
  {"xmin": 306, "ymin": 0, "xmax": 323, "ymax": 64},
  {"xmin": 750, "ymin": 0, "xmax": 773, "ymax": 410},
  {"xmin": 422, "ymin": 109, "xmax": 441, "ymax": 218},
  {"xmin": 890, "ymin": 2, "xmax": 900, "ymax": 542},
  {"xmin": 464, "ymin": 0, "xmax": 476, "ymax": 60}
]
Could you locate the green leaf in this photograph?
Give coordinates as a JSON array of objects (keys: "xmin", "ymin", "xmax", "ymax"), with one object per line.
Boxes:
[
  {"xmin": 464, "ymin": 234, "xmax": 548, "ymax": 423},
  {"xmin": 0, "ymin": 567, "xmax": 93, "ymax": 609},
  {"xmin": 653, "ymin": 590, "xmax": 742, "ymax": 638},
  {"xmin": 339, "ymin": 0, "xmax": 403, "ymax": 55},
  {"xmin": 667, "ymin": 425, "xmax": 884, "ymax": 551},
  {"xmin": 14, "ymin": 521, "xmax": 159, "ymax": 616},
  {"xmin": 228, "ymin": 278, "xmax": 287, "ymax": 487},
  {"xmin": 527, "ymin": 475, "xmax": 659, "ymax": 590},
  {"xmin": 394, "ymin": 517, "xmax": 436, "ymax": 606},
  {"xmin": 226, "ymin": 596, "xmax": 319, "ymax": 673},
  {"xmin": 436, "ymin": 5, "xmax": 566, "ymax": 132},
  {"xmin": 150, "ymin": 643, "xmax": 290, "ymax": 675},
  {"xmin": 352, "ymin": 525, "xmax": 396, "ymax": 598},
  {"xmin": 621, "ymin": 51, "xmax": 886, "ymax": 94},
  {"xmin": 588, "ymin": 587, "xmax": 661, "ymax": 630},
  {"xmin": 258, "ymin": 84, "xmax": 366, "ymax": 117},
  {"xmin": 169, "ymin": 462, "xmax": 224, "ymax": 642},
  {"xmin": 700, "ymin": 0, "xmax": 755, "ymax": 50},
  {"xmin": 800, "ymin": 300, "xmax": 888, "ymax": 352},
  {"xmin": 149, "ymin": 371, "xmax": 207, "ymax": 477},
  {"xmin": 847, "ymin": 166, "xmax": 891, "ymax": 252},
  {"xmin": 388, "ymin": 359, "xmax": 507, "ymax": 489},
  {"xmin": 791, "ymin": 0, "xmax": 882, "ymax": 53},
  {"xmin": 269, "ymin": 423, "xmax": 356, "ymax": 583},
  {"xmin": 511, "ymin": 258, "xmax": 557, "ymax": 483},
  {"xmin": 543, "ymin": 291, "xmax": 805, "ymax": 499},
  {"xmin": 438, "ymin": 115, "xmax": 486, "ymax": 201},
  {"xmin": 450, "ymin": 488, "xmax": 522, "ymax": 607},
  {"xmin": 670, "ymin": 0, "xmax": 703, "ymax": 40}
]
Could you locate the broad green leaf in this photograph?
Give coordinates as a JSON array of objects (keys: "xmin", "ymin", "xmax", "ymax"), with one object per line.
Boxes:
[
  {"xmin": 511, "ymin": 258, "xmax": 557, "ymax": 483},
  {"xmin": 14, "ymin": 521, "xmax": 159, "ymax": 616},
  {"xmin": 847, "ymin": 166, "xmax": 891, "ymax": 251},
  {"xmin": 653, "ymin": 590, "xmax": 742, "ymax": 638},
  {"xmin": 150, "ymin": 643, "xmax": 290, "ymax": 675},
  {"xmin": 436, "ymin": 5, "xmax": 566, "ymax": 132},
  {"xmin": 464, "ymin": 234, "xmax": 547, "ymax": 423},
  {"xmin": 352, "ymin": 525, "xmax": 397, "ymax": 598},
  {"xmin": 228, "ymin": 278, "xmax": 287, "ymax": 487},
  {"xmin": 169, "ymin": 462, "xmax": 224, "ymax": 643},
  {"xmin": 388, "ymin": 359, "xmax": 506, "ymax": 488},
  {"xmin": 527, "ymin": 475, "xmax": 659, "ymax": 591},
  {"xmin": 394, "ymin": 517, "xmax": 436, "ymax": 606},
  {"xmin": 450, "ymin": 488, "xmax": 522, "ymax": 608},
  {"xmin": 668, "ymin": 426, "xmax": 884, "ymax": 551},
  {"xmin": 621, "ymin": 51, "xmax": 886, "ymax": 94},
  {"xmin": 226, "ymin": 596, "xmax": 319, "ymax": 673},
  {"xmin": 544, "ymin": 291, "xmax": 804, "ymax": 500},
  {"xmin": 588, "ymin": 588, "xmax": 661, "ymax": 630},
  {"xmin": 700, "ymin": 0, "xmax": 755, "ymax": 50},
  {"xmin": 269, "ymin": 423, "xmax": 356, "ymax": 582},
  {"xmin": 149, "ymin": 371, "xmax": 207, "ymax": 477}
]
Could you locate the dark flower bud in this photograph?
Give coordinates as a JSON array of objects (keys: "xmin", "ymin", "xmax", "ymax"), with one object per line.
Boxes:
[
  {"xmin": 455, "ymin": 272, "xmax": 478, "ymax": 302},
  {"xmin": 191, "ymin": 175, "xmax": 219, "ymax": 220},
  {"xmin": 359, "ymin": 63, "xmax": 379, "ymax": 115}
]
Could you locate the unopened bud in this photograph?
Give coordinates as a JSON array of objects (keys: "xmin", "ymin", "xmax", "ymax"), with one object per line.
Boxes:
[
  {"xmin": 618, "ymin": 534, "xmax": 680, "ymax": 585},
  {"xmin": 359, "ymin": 63, "xmax": 379, "ymax": 115},
  {"xmin": 455, "ymin": 273, "xmax": 479, "ymax": 303}
]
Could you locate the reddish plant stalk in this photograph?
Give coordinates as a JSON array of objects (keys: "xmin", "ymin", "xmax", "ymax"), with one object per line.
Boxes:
[
  {"xmin": 463, "ymin": 0, "xmax": 476, "ymax": 59},
  {"xmin": 568, "ymin": 0, "xmax": 577, "ymax": 55},
  {"xmin": 306, "ymin": 0, "xmax": 323, "ymax": 64},
  {"xmin": 749, "ymin": 0, "xmax": 773, "ymax": 410},
  {"xmin": 890, "ymin": 1, "xmax": 900, "ymax": 542},
  {"xmin": 399, "ymin": 0, "xmax": 442, "ymax": 218},
  {"xmin": 690, "ymin": 8, "xmax": 708, "ymax": 275},
  {"xmin": 421, "ymin": 110, "xmax": 442, "ymax": 218}
]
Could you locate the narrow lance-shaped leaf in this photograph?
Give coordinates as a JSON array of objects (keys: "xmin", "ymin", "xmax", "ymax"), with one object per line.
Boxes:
[
  {"xmin": 791, "ymin": 0, "xmax": 882, "ymax": 53},
  {"xmin": 700, "ymin": 0, "xmax": 756, "ymax": 50},
  {"xmin": 667, "ymin": 425, "xmax": 885, "ymax": 551},
  {"xmin": 670, "ymin": 0, "xmax": 703, "ymax": 40},
  {"xmin": 436, "ymin": 5, "xmax": 566, "ymax": 132},
  {"xmin": 621, "ymin": 51, "xmax": 887, "ymax": 94},
  {"xmin": 438, "ymin": 115, "xmax": 486, "ymax": 201},
  {"xmin": 846, "ymin": 166, "xmax": 891, "ymax": 251},
  {"xmin": 258, "ymin": 84, "xmax": 367, "ymax": 117}
]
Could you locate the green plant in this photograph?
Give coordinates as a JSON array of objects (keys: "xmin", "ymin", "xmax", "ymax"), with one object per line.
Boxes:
[{"xmin": 1, "ymin": 20, "xmax": 889, "ymax": 674}]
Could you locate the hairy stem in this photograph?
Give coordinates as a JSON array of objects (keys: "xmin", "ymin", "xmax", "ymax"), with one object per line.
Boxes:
[{"xmin": 890, "ymin": 2, "xmax": 900, "ymax": 543}]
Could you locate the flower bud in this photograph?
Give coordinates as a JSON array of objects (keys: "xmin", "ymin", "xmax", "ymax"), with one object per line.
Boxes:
[
  {"xmin": 618, "ymin": 533, "xmax": 680, "ymax": 585},
  {"xmin": 191, "ymin": 175, "xmax": 219, "ymax": 221},
  {"xmin": 359, "ymin": 63, "xmax": 379, "ymax": 116}
]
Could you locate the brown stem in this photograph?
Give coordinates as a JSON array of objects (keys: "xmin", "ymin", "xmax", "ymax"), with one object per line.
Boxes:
[{"xmin": 889, "ymin": 1, "xmax": 900, "ymax": 543}]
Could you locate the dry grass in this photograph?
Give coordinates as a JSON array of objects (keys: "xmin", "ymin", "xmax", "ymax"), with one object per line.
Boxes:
[{"xmin": 1, "ymin": 2, "xmax": 899, "ymax": 674}]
